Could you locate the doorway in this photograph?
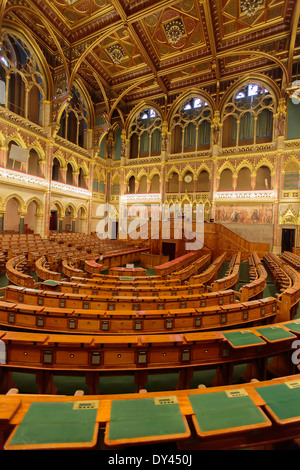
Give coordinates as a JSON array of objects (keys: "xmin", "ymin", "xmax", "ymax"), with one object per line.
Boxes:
[
  {"xmin": 50, "ymin": 210, "xmax": 58, "ymax": 231},
  {"xmin": 281, "ymin": 228, "xmax": 295, "ymax": 253},
  {"xmin": 162, "ymin": 242, "xmax": 176, "ymax": 261}
]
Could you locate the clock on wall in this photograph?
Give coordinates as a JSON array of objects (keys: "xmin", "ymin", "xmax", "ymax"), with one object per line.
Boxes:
[{"xmin": 184, "ymin": 174, "xmax": 192, "ymax": 183}]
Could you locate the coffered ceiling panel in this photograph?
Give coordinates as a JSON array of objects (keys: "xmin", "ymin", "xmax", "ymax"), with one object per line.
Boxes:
[{"xmin": 1, "ymin": 0, "xmax": 299, "ymax": 110}]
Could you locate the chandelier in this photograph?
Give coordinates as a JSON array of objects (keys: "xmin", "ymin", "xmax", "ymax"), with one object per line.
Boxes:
[
  {"xmin": 164, "ymin": 18, "xmax": 185, "ymax": 45},
  {"xmin": 240, "ymin": 0, "xmax": 264, "ymax": 16},
  {"xmin": 107, "ymin": 44, "xmax": 126, "ymax": 64}
]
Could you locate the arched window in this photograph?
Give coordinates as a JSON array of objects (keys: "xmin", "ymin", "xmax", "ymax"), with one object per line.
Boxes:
[
  {"xmin": 170, "ymin": 96, "xmax": 212, "ymax": 154},
  {"xmin": 197, "ymin": 170, "xmax": 210, "ymax": 192},
  {"xmin": 138, "ymin": 175, "xmax": 147, "ymax": 193},
  {"xmin": 222, "ymin": 82, "xmax": 275, "ymax": 147},
  {"xmin": 256, "ymin": 165, "xmax": 272, "ymax": 190},
  {"xmin": 78, "ymin": 167, "xmax": 86, "ymax": 188},
  {"xmin": 150, "ymin": 174, "xmax": 160, "ymax": 193},
  {"xmin": 219, "ymin": 169, "xmax": 233, "ymax": 191},
  {"xmin": 66, "ymin": 163, "xmax": 74, "ymax": 185},
  {"xmin": 28, "ymin": 150, "xmax": 41, "ymax": 177},
  {"xmin": 1, "ymin": 33, "xmax": 45, "ymax": 125},
  {"xmin": 128, "ymin": 175, "xmax": 135, "ymax": 194},
  {"xmin": 168, "ymin": 172, "xmax": 179, "ymax": 193},
  {"xmin": 236, "ymin": 167, "xmax": 251, "ymax": 190},
  {"xmin": 57, "ymin": 85, "xmax": 88, "ymax": 149},
  {"xmin": 52, "ymin": 157, "xmax": 61, "ymax": 182},
  {"xmin": 129, "ymin": 108, "xmax": 162, "ymax": 159}
]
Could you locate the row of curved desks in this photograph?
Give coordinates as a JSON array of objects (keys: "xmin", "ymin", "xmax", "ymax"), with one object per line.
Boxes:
[
  {"xmin": 0, "ymin": 295, "xmax": 276, "ymax": 334},
  {"xmin": 2, "ymin": 373, "xmax": 300, "ymax": 450}
]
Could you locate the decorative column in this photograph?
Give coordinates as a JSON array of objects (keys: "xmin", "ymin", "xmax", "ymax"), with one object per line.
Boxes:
[
  {"xmin": 178, "ymin": 177, "xmax": 183, "ymax": 194},
  {"xmin": 0, "ymin": 211, "xmax": 4, "ymax": 235},
  {"xmin": 210, "ymin": 158, "xmax": 218, "ymax": 221},
  {"xmin": 193, "ymin": 177, "xmax": 197, "ymax": 193},
  {"xmin": 19, "ymin": 212, "xmax": 26, "ymax": 234},
  {"xmin": 73, "ymin": 171, "xmax": 79, "ymax": 187},
  {"xmin": 232, "ymin": 172, "xmax": 237, "ymax": 191},
  {"xmin": 58, "ymin": 218, "xmax": 63, "ymax": 233},
  {"xmin": 35, "ymin": 211, "xmax": 45, "ymax": 238},
  {"xmin": 147, "ymin": 179, "xmax": 151, "ymax": 193},
  {"xmin": 72, "ymin": 219, "xmax": 76, "ymax": 233},
  {"xmin": 272, "ymin": 150, "xmax": 283, "ymax": 253},
  {"xmin": 24, "ymin": 87, "xmax": 30, "ymax": 120},
  {"xmin": 275, "ymin": 97, "xmax": 287, "ymax": 149},
  {"xmin": 0, "ymin": 143, "xmax": 7, "ymax": 167},
  {"xmin": 5, "ymin": 74, "xmax": 10, "ymax": 109},
  {"xmin": 88, "ymin": 161, "xmax": 95, "ymax": 235}
]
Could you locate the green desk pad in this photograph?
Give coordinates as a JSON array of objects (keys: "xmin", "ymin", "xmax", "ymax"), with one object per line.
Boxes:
[
  {"xmin": 254, "ymin": 326, "xmax": 295, "ymax": 342},
  {"xmin": 42, "ymin": 280, "xmax": 59, "ymax": 286},
  {"xmin": 188, "ymin": 389, "xmax": 269, "ymax": 434},
  {"xmin": 255, "ymin": 381, "xmax": 300, "ymax": 422},
  {"xmin": 120, "ymin": 276, "xmax": 134, "ymax": 280},
  {"xmin": 283, "ymin": 320, "xmax": 300, "ymax": 334},
  {"xmin": 223, "ymin": 330, "xmax": 266, "ymax": 348},
  {"xmin": 6, "ymin": 400, "xmax": 99, "ymax": 449},
  {"xmin": 107, "ymin": 396, "xmax": 188, "ymax": 442}
]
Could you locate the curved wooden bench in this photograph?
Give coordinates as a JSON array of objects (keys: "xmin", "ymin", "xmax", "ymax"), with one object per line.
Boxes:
[
  {"xmin": 62, "ymin": 259, "xmax": 84, "ymax": 278},
  {"xmin": 190, "ymin": 252, "xmax": 227, "ymax": 285},
  {"xmin": 45, "ymin": 279, "xmax": 206, "ymax": 296},
  {"xmin": 154, "ymin": 251, "xmax": 201, "ymax": 277},
  {"xmin": 84, "ymin": 259, "xmax": 103, "ymax": 275},
  {"xmin": 0, "ymin": 320, "xmax": 297, "ymax": 396},
  {"xmin": 239, "ymin": 252, "xmax": 268, "ymax": 302},
  {"xmin": 170, "ymin": 252, "xmax": 212, "ymax": 281},
  {"xmin": 264, "ymin": 252, "xmax": 300, "ymax": 321},
  {"xmin": 210, "ymin": 252, "xmax": 241, "ymax": 292},
  {"xmin": 281, "ymin": 251, "xmax": 300, "ymax": 270},
  {"xmin": 5, "ymin": 256, "xmax": 35, "ymax": 289},
  {"xmin": 35, "ymin": 256, "xmax": 61, "ymax": 282},
  {"xmin": 0, "ymin": 296, "xmax": 276, "ymax": 334},
  {"xmin": 3, "ymin": 284, "xmax": 238, "ymax": 311}
]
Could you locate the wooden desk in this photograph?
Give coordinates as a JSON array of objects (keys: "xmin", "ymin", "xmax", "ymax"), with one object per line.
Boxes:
[
  {"xmin": 104, "ymin": 395, "xmax": 190, "ymax": 446},
  {"xmin": 254, "ymin": 378, "xmax": 300, "ymax": 425},
  {"xmin": 188, "ymin": 388, "xmax": 271, "ymax": 437},
  {"xmin": 222, "ymin": 330, "xmax": 266, "ymax": 348},
  {"xmin": 4, "ymin": 400, "xmax": 100, "ymax": 450},
  {"xmin": 255, "ymin": 325, "xmax": 296, "ymax": 343}
]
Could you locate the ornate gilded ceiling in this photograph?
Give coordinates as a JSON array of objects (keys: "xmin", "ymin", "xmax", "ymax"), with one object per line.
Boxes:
[{"xmin": 1, "ymin": 0, "xmax": 300, "ymax": 113}]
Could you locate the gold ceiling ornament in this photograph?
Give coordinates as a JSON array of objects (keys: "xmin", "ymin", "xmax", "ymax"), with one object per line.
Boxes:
[
  {"xmin": 107, "ymin": 44, "xmax": 126, "ymax": 64},
  {"xmin": 164, "ymin": 18, "xmax": 185, "ymax": 45},
  {"xmin": 240, "ymin": 0, "xmax": 264, "ymax": 16}
]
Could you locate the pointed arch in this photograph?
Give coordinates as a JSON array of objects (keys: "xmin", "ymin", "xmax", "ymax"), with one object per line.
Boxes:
[
  {"xmin": 52, "ymin": 151, "xmax": 66, "ymax": 170},
  {"xmin": 25, "ymin": 197, "xmax": 44, "ymax": 216},
  {"xmin": 195, "ymin": 163, "xmax": 211, "ymax": 178},
  {"xmin": 50, "ymin": 200, "xmax": 64, "ymax": 219},
  {"xmin": 3, "ymin": 193, "xmax": 26, "ymax": 213},
  {"xmin": 166, "ymin": 165, "xmax": 180, "ymax": 182}
]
